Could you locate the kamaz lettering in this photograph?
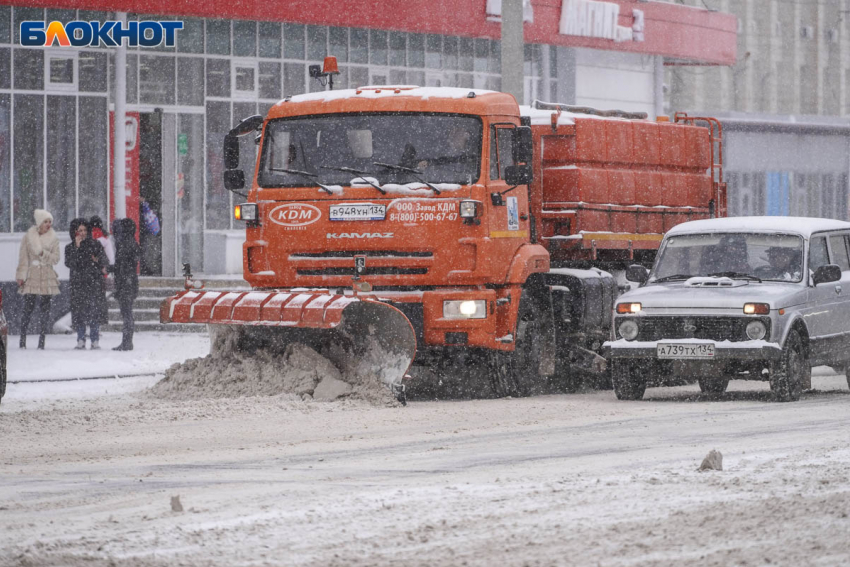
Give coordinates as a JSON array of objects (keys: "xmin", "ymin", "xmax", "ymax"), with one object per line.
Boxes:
[{"xmin": 326, "ymin": 233, "xmax": 394, "ymax": 239}]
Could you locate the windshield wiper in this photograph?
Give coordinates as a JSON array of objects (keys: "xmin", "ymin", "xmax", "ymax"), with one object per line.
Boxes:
[
  {"xmin": 373, "ymin": 162, "xmax": 441, "ymax": 195},
  {"xmin": 269, "ymin": 168, "xmax": 334, "ymax": 194},
  {"xmin": 708, "ymin": 271, "xmax": 762, "ymax": 283},
  {"xmin": 652, "ymin": 274, "xmax": 693, "ymax": 283},
  {"xmin": 320, "ymin": 166, "xmax": 386, "ymax": 195}
]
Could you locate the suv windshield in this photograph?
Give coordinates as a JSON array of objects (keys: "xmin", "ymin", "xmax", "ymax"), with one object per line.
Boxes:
[
  {"xmin": 257, "ymin": 113, "xmax": 483, "ymax": 188},
  {"xmin": 651, "ymin": 233, "xmax": 805, "ymax": 283}
]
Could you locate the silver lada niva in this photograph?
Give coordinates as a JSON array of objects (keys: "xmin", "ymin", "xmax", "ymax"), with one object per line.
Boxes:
[{"xmin": 605, "ymin": 217, "xmax": 850, "ymax": 402}]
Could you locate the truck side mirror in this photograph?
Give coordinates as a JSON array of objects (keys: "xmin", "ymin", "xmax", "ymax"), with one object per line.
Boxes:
[
  {"xmin": 224, "ymin": 134, "xmax": 240, "ymax": 170},
  {"xmin": 513, "ymin": 126, "xmax": 533, "ymax": 164},
  {"xmin": 223, "ymin": 169, "xmax": 245, "ymax": 190},
  {"xmin": 813, "ymin": 264, "xmax": 841, "ymax": 285},
  {"xmin": 504, "ymin": 164, "xmax": 533, "ymax": 186},
  {"xmin": 625, "ymin": 264, "xmax": 649, "ymax": 283}
]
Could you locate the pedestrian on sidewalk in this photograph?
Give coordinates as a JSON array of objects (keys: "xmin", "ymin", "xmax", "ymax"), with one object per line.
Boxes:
[
  {"xmin": 15, "ymin": 209, "xmax": 61, "ymax": 349},
  {"xmin": 110, "ymin": 218, "xmax": 140, "ymax": 351},
  {"xmin": 65, "ymin": 218, "xmax": 108, "ymax": 350},
  {"xmin": 90, "ymin": 215, "xmax": 115, "ymax": 325}
]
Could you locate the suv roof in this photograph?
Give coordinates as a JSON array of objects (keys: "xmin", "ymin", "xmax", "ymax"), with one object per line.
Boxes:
[{"xmin": 668, "ymin": 216, "xmax": 850, "ymax": 239}]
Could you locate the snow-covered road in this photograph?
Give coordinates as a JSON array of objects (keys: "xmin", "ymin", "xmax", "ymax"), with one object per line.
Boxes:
[{"xmin": 1, "ymin": 360, "xmax": 849, "ymax": 566}]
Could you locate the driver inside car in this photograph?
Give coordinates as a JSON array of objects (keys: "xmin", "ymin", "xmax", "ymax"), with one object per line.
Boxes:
[{"xmin": 760, "ymin": 246, "xmax": 802, "ymax": 281}]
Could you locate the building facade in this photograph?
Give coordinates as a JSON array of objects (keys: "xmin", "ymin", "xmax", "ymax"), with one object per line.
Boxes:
[{"xmin": 0, "ymin": 0, "xmax": 735, "ymax": 282}]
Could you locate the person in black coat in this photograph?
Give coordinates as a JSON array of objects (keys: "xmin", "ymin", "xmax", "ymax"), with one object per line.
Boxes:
[
  {"xmin": 65, "ymin": 218, "xmax": 108, "ymax": 350},
  {"xmin": 110, "ymin": 218, "xmax": 141, "ymax": 351}
]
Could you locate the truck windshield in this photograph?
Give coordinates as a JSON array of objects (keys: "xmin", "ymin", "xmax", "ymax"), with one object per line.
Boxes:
[
  {"xmin": 651, "ymin": 233, "xmax": 805, "ymax": 283},
  {"xmin": 257, "ymin": 113, "xmax": 482, "ymax": 189}
]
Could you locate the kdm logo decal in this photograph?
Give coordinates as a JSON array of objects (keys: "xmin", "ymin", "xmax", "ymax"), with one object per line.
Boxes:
[{"xmin": 268, "ymin": 203, "xmax": 322, "ymax": 227}]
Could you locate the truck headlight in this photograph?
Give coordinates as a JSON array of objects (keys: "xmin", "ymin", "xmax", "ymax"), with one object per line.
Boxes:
[
  {"xmin": 443, "ymin": 299, "xmax": 486, "ymax": 319},
  {"xmin": 618, "ymin": 319, "xmax": 639, "ymax": 341},
  {"xmin": 235, "ymin": 203, "xmax": 258, "ymax": 222},
  {"xmin": 459, "ymin": 200, "xmax": 479, "ymax": 219},
  {"xmin": 746, "ymin": 320, "xmax": 766, "ymax": 340}
]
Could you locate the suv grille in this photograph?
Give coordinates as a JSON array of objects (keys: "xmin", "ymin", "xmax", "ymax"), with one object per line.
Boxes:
[{"xmin": 620, "ymin": 316, "xmax": 770, "ymax": 342}]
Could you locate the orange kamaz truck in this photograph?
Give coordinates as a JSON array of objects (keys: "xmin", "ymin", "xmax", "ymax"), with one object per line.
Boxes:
[{"xmin": 161, "ymin": 83, "xmax": 724, "ymax": 399}]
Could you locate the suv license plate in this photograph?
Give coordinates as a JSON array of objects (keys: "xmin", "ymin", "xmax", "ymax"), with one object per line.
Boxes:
[{"xmin": 656, "ymin": 343, "xmax": 715, "ymax": 359}]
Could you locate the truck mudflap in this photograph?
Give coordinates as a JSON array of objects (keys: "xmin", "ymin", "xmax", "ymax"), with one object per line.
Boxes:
[{"xmin": 161, "ymin": 290, "xmax": 417, "ymax": 393}]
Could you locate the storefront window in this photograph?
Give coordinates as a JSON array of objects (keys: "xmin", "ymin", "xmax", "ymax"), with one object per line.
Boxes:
[
  {"xmin": 389, "ymin": 33, "xmax": 406, "ymax": 67},
  {"xmin": 0, "ymin": 6, "xmax": 10, "ymax": 44},
  {"xmin": 284, "ymin": 23, "xmax": 305, "ymax": 59},
  {"xmin": 350, "ymin": 28, "xmax": 368, "ymax": 64},
  {"xmin": 207, "ymin": 20, "xmax": 231, "ymax": 56},
  {"xmin": 205, "ymin": 100, "xmax": 232, "ymax": 230},
  {"xmin": 283, "ymin": 62, "xmax": 305, "ymax": 95},
  {"xmin": 14, "ymin": 49, "xmax": 44, "ymax": 90},
  {"xmin": 408, "ymin": 34, "xmax": 424, "ymax": 68},
  {"xmin": 13, "ymin": 7, "xmax": 42, "ymax": 44},
  {"xmin": 459, "ymin": 38, "xmax": 473, "ymax": 71},
  {"xmin": 307, "ymin": 25, "xmax": 327, "ymax": 61},
  {"xmin": 78, "ymin": 97, "xmax": 107, "ymax": 222},
  {"xmin": 139, "ymin": 55, "xmax": 175, "ymax": 104},
  {"xmin": 259, "ymin": 62, "xmax": 281, "ymax": 99},
  {"xmin": 127, "ymin": 54, "xmax": 138, "ymax": 103},
  {"xmin": 474, "ymin": 39, "xmax": 489, "ymax": 73},
  {"xmin": 233, "ymin": 20, "xmax": 257, "ymax": 57},
  {"xmin": 206, "ymin": 58, "xmax": 230, "ymax": 97},
  {"xmin": 79, "ymin": 51, "xmax": 107, "ymax": 92},
  {"xmin": 489, "ymin": 40, "xmax": 501, "ymax": 74},
  {"xmin": 178, "ymin": 18, "xmax": 204, "ymax": 54},
  {"xmin": 349, "ymin": 66, "xmax": 368, "ymax": 90},
  {"xmin": 14, "ymin": 94, "xmax": 44, "ymax": 232},
  {"xmin": 369, "ymin": 30, "xmax": 387, "ymax": 66},
  {"xmin": 328, "ymin": 27, "xmax": 348, "ymax": 62},
  {"xmin": 426, "ymin": 35, "xmax": 442, "ymax": 69},
  {"xmin": 0, "ymin": 48, "xmax": 9, "ymax": 89},
  {"xmin": 46, "ymin": 96, "xmax": 77, "ymax": 230},
  {"xmin": 443, "ymin": 36, "xmax": 458, "ymax": 70},
  {"xmin": 177, "ymin": 57, "xmax": 204, "ymax": 106},
  {"xmin": 258, "ymin": 22, "xmax": 281, "ymax": 58},
  {"xmin": 0, "ymin": 95, "xmax": 10, "ymax": 232}
]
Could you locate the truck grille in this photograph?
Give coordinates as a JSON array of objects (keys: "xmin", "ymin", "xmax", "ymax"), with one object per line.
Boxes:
[
  {"xmin": 622, "ymin": 316, "xmax": 770, "ymax": 342},
  {"xmin": 296, "ymin": 267, "xmax": 428, "ymax": 276},
  {"xmin": 290, "ymin": 250, "xmax": 433, "ymax": 258}
]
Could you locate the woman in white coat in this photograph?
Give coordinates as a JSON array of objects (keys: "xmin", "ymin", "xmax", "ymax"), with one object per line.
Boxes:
[{"xmin": 16, "ymin": 209, "xmax": 61, "ymax": 349}]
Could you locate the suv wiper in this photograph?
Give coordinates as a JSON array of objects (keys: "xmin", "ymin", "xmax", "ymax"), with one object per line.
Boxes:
[
  {"xmin": 373, "ymin": 162, "xmax": 441, "ymax": 195},
  {"xmin": 708, "ymin": 271, "xmax": 762, "ymax": 283},
  {"xmin": 270, "ymin": 168, "xmax": 334, "ymax": 194},
  {"xmin": 320, "ymin": 166, "xmax": 386, "ymax": 195},
  {"xmin": 652, "ymin": 274, "xmax": 693, "ymax": 283}
]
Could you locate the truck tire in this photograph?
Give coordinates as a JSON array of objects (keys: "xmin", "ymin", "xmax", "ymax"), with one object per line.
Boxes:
[
  {"xmin": 698, "ymin": 376, "xmax": 729, "ymax": 394},
  {"xmin": 611, "ymin": 359, "xmax": 647, "ymax": 400},
  {"xmin": 486, "ymin": 291, "xmax": 544, "ymax": 398},
  {"xmin": 769, "ymin": 329, "xmax": 806, "ymax": 402}
]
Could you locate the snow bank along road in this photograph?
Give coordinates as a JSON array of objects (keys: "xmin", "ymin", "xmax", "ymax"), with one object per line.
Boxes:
[{"xmin": 1, "ymin": 371, "xmax": 849, "ymax": 566}]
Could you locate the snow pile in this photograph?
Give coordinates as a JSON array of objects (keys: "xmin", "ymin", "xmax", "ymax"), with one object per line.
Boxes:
[{"xmin": 149, "ymin": 328, "xmax": 399, "ymax": 406}]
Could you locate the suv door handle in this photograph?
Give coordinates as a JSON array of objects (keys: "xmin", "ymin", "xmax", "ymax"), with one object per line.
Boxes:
[{"xmin": 836, "ymin": 284, "xmax": 842, "ymax": 295}]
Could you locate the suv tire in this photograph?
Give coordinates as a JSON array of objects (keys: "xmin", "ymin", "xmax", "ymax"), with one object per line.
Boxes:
[
  {"xmin": 698, "ymin": 376, "xmax": 729, "ymax": 394},
  {"xmin": 770, "ymin": 329, "xmax": 807, "ymax": 402},
  {"xmin": 612, "ymin": 359, "xmax": 647, "ymax": 400}
]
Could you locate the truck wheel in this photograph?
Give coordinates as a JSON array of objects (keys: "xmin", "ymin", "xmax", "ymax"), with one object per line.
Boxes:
[
  {"xmin": 611, "ymin": 359, "xmax": 647, "ymax": 400},
  {"xmin": 487, "ymin": 291, "xmax": 544, "ymax": 398},
  {"xmin": 697, "ymin": 376, "xmax": 729, "ymax": 394},
  {"xmin": 769, "ymin": 329, "xmax": 806, "ymax": 402}
]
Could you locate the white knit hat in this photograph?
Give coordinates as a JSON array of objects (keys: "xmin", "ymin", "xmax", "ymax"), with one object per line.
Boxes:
[{"xmin": 34, "ymin": 209, "xmax": 53, "ymax": 227}]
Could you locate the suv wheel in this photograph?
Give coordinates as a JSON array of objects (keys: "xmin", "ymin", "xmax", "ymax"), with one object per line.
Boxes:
[
  {"xmin": 698, "ymin": 376, "xmax": 729, "ymax": 394},
  {"xmin": 769, "ymin": 329, "xmax": 807, "ymax": 402},
  {"xmin": 612, "ymin": 359, "xmax": 647, "ymax": 400}
]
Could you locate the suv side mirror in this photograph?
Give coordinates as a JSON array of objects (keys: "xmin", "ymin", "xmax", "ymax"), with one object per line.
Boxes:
[
  {"xmin": 223, "ymin": 169, "xmax": 245, "ymax": 190},
  {"xmin": 224, "ymin": 134, "xmax": 240, "ymax": 170},
  {"xmin": 625, "ymin": 264, "xmax": 649, "ymax": 284},
  {"xmin": 512, "ymin": 126, "xmax": 533, "ymax": 163},
  {"xmin": 813, "ymin": 264, "xmax": 841, "ymax": 285},
  {"xmin": 504, "ymin": 164, "xmax": 533, "ymax": 186}
]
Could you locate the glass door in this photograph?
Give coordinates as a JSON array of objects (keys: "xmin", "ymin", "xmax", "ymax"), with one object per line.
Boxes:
[{"xmin": 176, "ymin": 113, "xmax": 205, "ymax": 274}]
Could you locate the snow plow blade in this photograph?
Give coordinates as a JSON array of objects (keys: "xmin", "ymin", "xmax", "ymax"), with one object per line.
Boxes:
[{"xmin": 161, "ymin": 290, "xmax": 417, "ymax": 391}]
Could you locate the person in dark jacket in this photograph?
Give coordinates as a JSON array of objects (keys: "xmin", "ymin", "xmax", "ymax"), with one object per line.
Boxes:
[
  {"xmin": 65, "ymin": 218, "xmax": 108, "ymax": 350},
  {"xmin": 110, "ymin": 218, "xmax": 141, "ymax": 351}
]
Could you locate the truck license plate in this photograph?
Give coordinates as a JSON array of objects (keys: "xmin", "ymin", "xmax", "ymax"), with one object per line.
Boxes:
[
  {"xmin": 656, "ymin": 343, "xmax": 715, "ymax": 359},
  {"xmin": 330, "ymin": 204, "xmax": 386, "ymax": 221}
]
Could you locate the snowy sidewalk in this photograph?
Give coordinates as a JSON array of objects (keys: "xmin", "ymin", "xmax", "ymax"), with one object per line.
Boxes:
[{"xmin": 8, "ymin": 331, "xmax": 211, "ymax": 382}]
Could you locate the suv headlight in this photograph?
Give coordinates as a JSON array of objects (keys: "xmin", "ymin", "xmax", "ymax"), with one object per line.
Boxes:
[
  {"xmin": 443, "ymin": 300, "xmax": 486, "ymax": 319},
  {"xmin": 746, "ymin": 320, "xmax": 766, "ymax": 340},
  {"xmin": 618, "ymin": 319, "xmax": 639, "ymax": 341}
]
